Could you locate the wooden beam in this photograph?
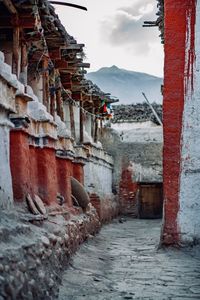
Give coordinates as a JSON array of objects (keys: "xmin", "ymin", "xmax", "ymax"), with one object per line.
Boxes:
[
  {"xmin": 50, "ymin": 2, "xmax": 87, "ymax": 11},
  {"xmin": 77, "ymin": 63, "xmax": 90, "ymax": 68},
  {"xmin": 64, "ymin": 44, "xmax": 85, "ymax": 50},
  {"xmin": 3, "ymin": 0, "xmax": 17, "ymax": 14}
]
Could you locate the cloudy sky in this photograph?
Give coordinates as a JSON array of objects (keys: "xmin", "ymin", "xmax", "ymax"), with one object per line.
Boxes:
[{"xmin": 53, "ymin": 0, "xmax": 164, "ymax": 77}]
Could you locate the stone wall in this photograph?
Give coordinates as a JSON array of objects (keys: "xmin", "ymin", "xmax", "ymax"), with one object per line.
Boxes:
[
  {"xmin": 162, "ymin": 0, "xmax": 200, "ymax": 246},
  {"xmin": 0, "ymin": 207, "xmax": 100, "ymax": 300},
  {"xmin": 83, "ymin": 144, "xmax": 119, "ymax": 222},
  {"xmin": 0, "ymin": 52, "xmax": 16, "ymax": 209}
]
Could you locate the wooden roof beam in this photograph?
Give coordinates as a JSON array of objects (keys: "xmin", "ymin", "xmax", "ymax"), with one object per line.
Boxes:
[
  {"xmin": 2, "ymin": 0, "xmax": 17, "ymax": 14},
  {"xmin": 65, "ymin": 44, "xmax": 85, "ymax": 50},
  {"xmin": 77, "ymin": 63, "xmax": 90, "ymax": 68}
]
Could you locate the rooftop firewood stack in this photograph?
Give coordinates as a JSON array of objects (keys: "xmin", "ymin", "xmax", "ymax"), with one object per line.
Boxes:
[
  {"xmin": 0, "ymin": 0, "xmax": 117, "ymax": 127},
  {"xmin": 143, "ymin": 0, "xmax": 164, "ymax": 44}
]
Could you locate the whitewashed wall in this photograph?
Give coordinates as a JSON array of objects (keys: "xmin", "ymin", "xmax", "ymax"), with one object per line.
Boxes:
[
  {"xmin": 84, "ymin": 148, "xmax": 113, "ymax": 197},
  {"xmin": 178, "ymin": 2, "xmax": 200, "ymax": 243},
  {"xmin": 0, "ymin": 116, "xmax": 13, "ymax": 209},
  {"xmin": 0, "ymin": 51, "xmax": 17, "ymax": 208}
]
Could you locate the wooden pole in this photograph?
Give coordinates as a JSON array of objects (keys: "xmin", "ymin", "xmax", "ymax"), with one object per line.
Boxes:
[
  {"xmin": 3, "ymin": 0, "xmax": 17, "ymax": 14},
  {"xmin": 50, "ymin": 1, "xmax": 87, "ymax": 11},
  {"xmin": 43, "ymin": 58, "xmax": 49, "ymax": 111},
  {"xmin": 12, "ymin": 25, "xmax": 19, "ymax": 76},
  {"xmin": 69, "ymin": 103, "xmax": 76, "ymax": 140},
  {"xmin": 91, "ymin": 107, "xmax": 95, "ymax": 138},
  {"xmin": 20, "ymin": 41, "xmax": 28, "ymax": 85},
  {"xmin": 50, "ymin": 94, "xmax": 56, "ymax": 117},
  {"xmin": 56, "ymin": 89, "xmax": 64, "ymax": 121},
  {"xmin": 80, "ymin": 97, "xmax": 84, "ymax": 144},
  {"xmin": 94, "ymin": 117, "xmax": 98, "ymax": 143},
  {"xmin": 142, "ymin": 92, "xmax": 163, "ymax": 126}
]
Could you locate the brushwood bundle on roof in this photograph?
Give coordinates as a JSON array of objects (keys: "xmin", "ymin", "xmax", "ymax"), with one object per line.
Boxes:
[
  {"xmin": 112, "ymin": 103, "xmax": 163, "ymax": 125},
  {"xmin": 143, "ymin": 0, "xmax": 164, "ymax": 44}
]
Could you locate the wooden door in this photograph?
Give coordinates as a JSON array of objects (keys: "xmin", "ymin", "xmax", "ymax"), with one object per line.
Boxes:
[{"xmin": 138, "ymin": 183, "xmax": 163, "ymax": 219}]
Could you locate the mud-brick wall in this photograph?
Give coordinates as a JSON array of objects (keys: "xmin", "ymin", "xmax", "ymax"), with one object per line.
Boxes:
[
  {"xmin": 84, "ymin": 147, "xmax": 118, "ymax": 222},
  {"xmin": 162, "ymin": 0, "xmax": 200, "ymax": 246},
  {"xmin": 100, "ymin": 127, "xmax": 163, "ymax": 216}
]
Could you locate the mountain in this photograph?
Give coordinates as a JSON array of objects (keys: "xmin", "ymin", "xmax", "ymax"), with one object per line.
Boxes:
[{"xmin": 86, "ymin": 66, "xmax": 163, "ymax": 104}]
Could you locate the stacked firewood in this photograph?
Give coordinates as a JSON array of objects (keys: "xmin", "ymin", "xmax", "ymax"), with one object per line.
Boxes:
[{"xmin": 112, "ymin": 103, "xmax": 163, "ymax": 125}]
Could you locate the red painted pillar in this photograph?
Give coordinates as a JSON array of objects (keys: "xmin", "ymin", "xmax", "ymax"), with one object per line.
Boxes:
[
  {"xmin": 162, "ymin": 0, "xmax": 196, "ymax": 245},
  {"xmin": 56, "ymin": 157, "xmax": 73, "ymax": 207},
  {"xmin": 37, "ymin": 147, "xmax": 57, "ymax": 205},
  {"xmin": 10, "ymin": 131, "xmax": 31, "ymax": 202},
  {"xmin": 73, "ymin": 162, "xmax": 84, "ymax": 185}
]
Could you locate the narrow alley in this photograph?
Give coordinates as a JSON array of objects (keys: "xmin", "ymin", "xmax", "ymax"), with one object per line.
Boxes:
[{"xmin": 58, "ymin": 219, "xmax": 200, "ymax": 300}]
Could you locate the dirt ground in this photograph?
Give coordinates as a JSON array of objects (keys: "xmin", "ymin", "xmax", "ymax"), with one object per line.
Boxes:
[{"xmin": 58, "ymin": 218, "xmax": 200, "ymax": 300}]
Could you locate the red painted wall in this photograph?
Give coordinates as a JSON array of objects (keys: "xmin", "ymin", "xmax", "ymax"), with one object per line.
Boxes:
[
  {"xmin": 57, "ymin": 157, "xmax": 73, "ymax": 207},
  {"xmin": 119, "ymin": 167, "xmax": 138, "ymax": 216},
  {"xmin": 162, "ymin": 0, "xmax": 196, "ymax": 245},
  {"xmin": 37, "ymin": 147, "xmax": 57, "ymax": 205},
  {"xmin": 10, "ymin": 131, "xmax": 31, "ymax": 202},
  {"xmin": 10, "ymin": 130, "xmax": 74, "ymax": 208}
]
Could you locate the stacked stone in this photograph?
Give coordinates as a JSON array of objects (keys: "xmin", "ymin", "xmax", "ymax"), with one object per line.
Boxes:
[
  {"xmin": 112, "ymin": 103, "xmax": 163, "ymax": 124},
  {"xmin": 0, "ymin": 206, "xmax": 100, "ymax": 300}
]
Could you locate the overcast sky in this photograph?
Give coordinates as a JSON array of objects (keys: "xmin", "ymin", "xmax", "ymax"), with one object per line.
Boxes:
[{"xmin": 53, "ymin": 0, "xmax": 164, "ymax": 77}]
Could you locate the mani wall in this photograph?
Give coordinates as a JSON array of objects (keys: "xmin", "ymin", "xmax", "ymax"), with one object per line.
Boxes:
[{"xmin": 0, "ymin": 48, "xmax": 117, "ymax": 222}]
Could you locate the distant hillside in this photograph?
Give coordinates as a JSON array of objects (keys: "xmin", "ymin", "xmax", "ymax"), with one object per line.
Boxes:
[{"xmin": 86, "ymin": 66, "xmax": 163, "ymax": 104}]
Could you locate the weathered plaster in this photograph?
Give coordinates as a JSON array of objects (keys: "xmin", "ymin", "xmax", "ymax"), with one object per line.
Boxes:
[
  {"xmin": 0, "ymin": 52, "xmax": 17, "ymax": 208},
  {"xmin": 0, "ymin": 112, "xmax": 13, "ymax": 209},
  {"xmin": 178, "ymin": 1, "xmax": 200, "ymax": 244},
  {"xmin": 84, "ymin": 146, "xmax": 113, "ymax": 197},
  {"xmin": 111, "ymin": 122, "xmax": 163, "ymax": 144}
]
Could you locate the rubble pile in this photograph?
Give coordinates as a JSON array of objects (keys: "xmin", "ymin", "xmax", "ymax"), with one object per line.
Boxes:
[{"xmin": 112, "ymin": 103, "xmax": 163, "ymax": 124}]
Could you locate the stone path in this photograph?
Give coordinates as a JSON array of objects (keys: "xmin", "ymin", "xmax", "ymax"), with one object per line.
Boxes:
[{"xmin": 58, "ymin": 218, "xmax": 200, "ymax": 300}]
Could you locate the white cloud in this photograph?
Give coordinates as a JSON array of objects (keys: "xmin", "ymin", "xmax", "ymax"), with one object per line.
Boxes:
[{"xmin": 53, "ymin": 0, "xmax": 164, "ymax": 77}]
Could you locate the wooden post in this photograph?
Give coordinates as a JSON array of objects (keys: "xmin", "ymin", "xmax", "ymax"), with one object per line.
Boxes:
[
  {"xmin": 12, "ymin": 24, "xmax": 20, "ymax": 76},
  {"xmin": 80, "ymin": 96, "xmax": 84, "ymax": 144},
  {"xmin": 56, "ymin": 89, "xmax": 64, "ymax": 121},
  {"xmin": 94, "ymin": 117, "xmax": 98, "ymax": 143},
  {"xmin": 43, "ymin": 58, "xmax": 49, "ymax": 111},
  {"xmin": 91, "ymin": 107, "xmax": 95, "ymax": 138},
  {"xmin": 50, "ymin": 93, "xmax": 56, "ymax": 117},
  {"xmin": 20, "ymin": 41, "xmax": 28, "ymax": 85},
  {"xmin": 69, "ymin": 103, "xmax": 76, "ymax": 139}
]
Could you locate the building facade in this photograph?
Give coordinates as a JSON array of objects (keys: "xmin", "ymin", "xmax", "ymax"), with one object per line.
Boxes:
[{"xmin": 0, "ymin": 0, "xmax": 118, "ymax": 221}]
